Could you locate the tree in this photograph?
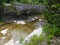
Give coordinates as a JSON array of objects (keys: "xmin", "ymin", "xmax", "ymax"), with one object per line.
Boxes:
[
  {"xmin": 0, "ymin": 0, "xmax": 6, "ymax": 6},
  {"xmin": 43, "ymin": 0, "xmax": 60, "ymax": 27}
]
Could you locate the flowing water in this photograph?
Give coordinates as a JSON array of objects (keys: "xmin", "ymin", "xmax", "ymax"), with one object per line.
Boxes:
[
  {"xmin": 0, "ymin": 15, "xmax": 45, "ymax": 45},
  {"xmin": 0, "ymin": 21, "xmax": 36, "ymax": 45}
]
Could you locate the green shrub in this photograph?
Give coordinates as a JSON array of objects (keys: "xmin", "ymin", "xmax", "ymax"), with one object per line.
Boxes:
[
  {"xmin": 43, "ymin": 24, "xmax": 60, "ymax": 37},
  {"xmin": 43, "ymin": 0, "xmax": 60, "ymax": 28},
  {"xmin": 26, "ymin": 35, "xmax": 45, "ymax": 45},
  {"xmin": 19, "ymin": 37, "xmax": 24, "ymax": 43}
]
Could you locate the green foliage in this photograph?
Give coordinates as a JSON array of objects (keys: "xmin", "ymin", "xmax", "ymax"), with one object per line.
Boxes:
[
  {"xmin": 26, "ymin": 35, "xmax": 45, "ymax": 45},
  {"xmin": 43, "ymin": 0, "xmax": 60, "ymax": 27},
  {"xmin": 42, "ymin": 0, "xmax": 60, "ymax": 39},
  {"xmin": 0, "ymin": 0, "xmax": 6, "ymax": 6},
  {"xmin": 20, "ymin": 0, "xmax": 31, "ymax": 4},
  {"xmin": 42, "ymin": 24, "xmax": 60, "ymax": 44},
  {"xmin": 43, "ymin": 24, "xmax": 60, "ymax": 37},
  {"xmin": 32, "ymin": 0, "xmax": 39, "ymax": 4},
  {"xmin": 0, "ymin": 0, "xmax": 42, "ymax": 5},
  {"xmin": 19, "ymin": 37, "xmax": 24, "ymax": 43},
  {"xmin": 17, "ymin": 0, "xmax": 39, "ymax": 4}
]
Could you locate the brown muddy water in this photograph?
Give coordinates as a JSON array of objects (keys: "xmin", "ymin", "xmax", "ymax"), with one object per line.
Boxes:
[{"xmin": 0, "ymin": 22, "xmax": 35, "ymax": 45}]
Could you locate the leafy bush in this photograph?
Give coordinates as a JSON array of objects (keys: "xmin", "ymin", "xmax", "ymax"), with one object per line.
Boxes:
[
  {"xmin": 0, "ymin": 0, "xmax": 5, "ymax": 6},
  {"xmin": 43, "ymin": 0, "xmax": 60, "ymax": 28},
  {"xmin": 43, "ymin": 24, "xmax": 60, "ymax": 37},
  {"xmin": 26, "ymin": 35, "xmax": 45, "ymax": 45},
  {"xmin": 19, "ymin": 37, "xmax": 24, "ymax": 43}
]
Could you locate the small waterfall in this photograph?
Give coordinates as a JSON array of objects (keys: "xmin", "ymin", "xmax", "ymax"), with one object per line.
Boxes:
[
  {"xmin": 13, "ymin": 20, "xmax": 25, "ymax": 24},
  {"xmin": 18, "ymin": 26, "xmax": 42, "ymax": 45},
  {"xmin": 3, "ymin": 17, "xmax": 44, "ymax": 45},
  {"xmin": 4, "ymin": 39, "xmax": 13, "ymax": 45},
  {"xmin": 4, "ymin": 27, "xmax": 42, "ymax": 45}
]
